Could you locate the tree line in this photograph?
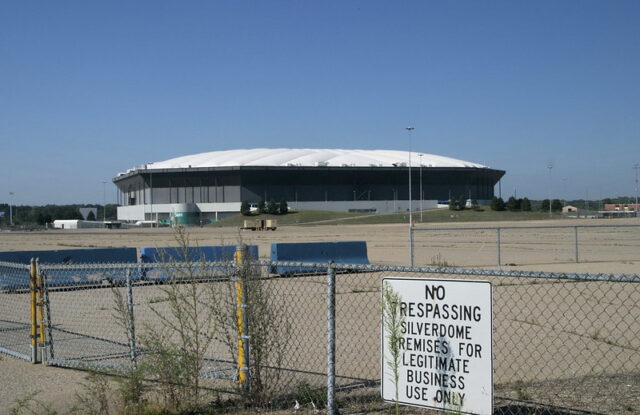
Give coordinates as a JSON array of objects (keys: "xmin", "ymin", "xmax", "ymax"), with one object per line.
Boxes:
[
  {"xmin": 0, "ymin": 203, "xmax": 118, "ymax": 226},
  {"xmin": 240, "ymin": 200, "xmax": 289, "ymax": 216}
]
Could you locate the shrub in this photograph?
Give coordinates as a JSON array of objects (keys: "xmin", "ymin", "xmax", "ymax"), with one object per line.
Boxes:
[{"xmin": 240, "ymin": 201, "xmax": 251, "ymax": 216}]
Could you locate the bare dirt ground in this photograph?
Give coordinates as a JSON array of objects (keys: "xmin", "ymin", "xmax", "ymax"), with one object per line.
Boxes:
[{"xmin": 0, "ymin": 218, "xmax": 638, "ymax": 414}]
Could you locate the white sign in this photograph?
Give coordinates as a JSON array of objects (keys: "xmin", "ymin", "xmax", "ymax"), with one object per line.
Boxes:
[{"xmin": 381, "ymin": 278, "xmax": 492, "ymax": 415}]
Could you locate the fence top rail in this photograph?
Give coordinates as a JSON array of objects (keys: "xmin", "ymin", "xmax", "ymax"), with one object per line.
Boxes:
[
  {"xmin": 260, "ymin": 260, "xmax": 640, "ymax": 283},
  {"xmin": 411, "ymin": 223, "xmax": 640, "ymax": 232},
  {"xmin": 0, "ymin": 260, "xmax": 30, "ymax": 270},
  {"xmin": 38, "ymin": 260, "xmax": 237, "ymax": 271},
  {"xmin": 16, "ymin": 259, "xmax": 640, "ymax": 283}
]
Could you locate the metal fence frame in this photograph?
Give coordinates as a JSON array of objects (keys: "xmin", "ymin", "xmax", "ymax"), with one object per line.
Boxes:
[
  {"xmin": 409, "ymin": 223, "xmax": 640, "ymax": 266},
  {"xmin": 2, "ymin": 257, "xmax": 639, "ymax": 414}
]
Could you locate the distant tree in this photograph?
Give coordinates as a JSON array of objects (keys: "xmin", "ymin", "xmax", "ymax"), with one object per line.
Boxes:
[
  {"xmin": 240, "ymin": 201, "xmax": 251, "ymax": 216},
  {"xmin": 457, "ymin": 195, "xmax": 467, "ymax": 210},
  {"xmin": 490, "ymin": 196, "xmax": 506, "ymax": 211},
  {"xmin": 540, "ymin": 199, "xmax": 550, "ymax": 212},
  {"xmin": 521, "ymin": 198, "xmax": 532, "ymax": 211},
  {"xmin": 257, "ymin": 200, "xmax": 266, "ymax": 214},
  {"xmin": 449, "ymin": 198, "xmax": 456, "ymax": 211},
  {"xmin": 470, "ymin": 199, "xmax": 479, "ymax": 210},
  {"xmin": 506, "ymin": 196, "xmax": 519, "ymax": 211},
  {"xmin": 551, "ymin": 199, "xmax": 563, "ymax": 212},
  {"xmin": 267, "ymin": 199, "xmax": 278, "ymax": 215},
  {"xmin": 278, "ymin": 199, "xmax": 288, "ymax": 215},
  {"xmin": 86, "ymin": 211, "xmax": 97, "ymax": 221}
]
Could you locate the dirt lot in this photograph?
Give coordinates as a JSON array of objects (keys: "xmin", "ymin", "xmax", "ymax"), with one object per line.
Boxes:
[{"xmin": 0, "ymin": 218, "xmax": 638, "ymax": 414}]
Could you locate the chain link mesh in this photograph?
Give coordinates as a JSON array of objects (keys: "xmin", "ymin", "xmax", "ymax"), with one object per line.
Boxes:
[
  {"xmin": 412, "ymin": 224, "xmax": 640, "ymax": 267},
  {"xmin": 1, "ymin": 258, "xmax": 638, "ymax": 413},
  {"xmin": 0, "ymin": 261, "xmax": 32, "ymax": 361}
]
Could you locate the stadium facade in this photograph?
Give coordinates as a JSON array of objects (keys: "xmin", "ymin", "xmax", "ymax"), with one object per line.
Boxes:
[{"xmin": 114, "ymin": 148, "xmax": 505, "ymax": 224}]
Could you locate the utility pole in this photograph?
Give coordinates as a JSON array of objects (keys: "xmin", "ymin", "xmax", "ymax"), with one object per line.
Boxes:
[
  {"xmin": 634, "ymin": 164, "xmax": 639, "ymax": 216},
  {"xmin": 419, "ymin": 154, "xmax": 423, "ymax": 222},
  {"xmin": 102, "ymin": 181, "xmax": 107, "ymax": 223},
  {"xmin": 547, "ymin": 162, "xmax": 553, "ymax": 216},
  {"xmin": 406, "ymin": 126, "xmax": 414, "ymax": 267},
  {"xmin": 9, "ymin": 191, "xmax": 14, "ymax": 226}
]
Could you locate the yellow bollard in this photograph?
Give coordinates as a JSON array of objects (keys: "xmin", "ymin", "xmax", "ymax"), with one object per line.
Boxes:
[
  {"xmin": 234, "ymin": 245, "xmax": 248, "ymax": 388},
  {"xmin": 29, "ymin": 259, "xmax": 38, "ymax": 363},
  {"xmin": 35, "ymin": 260, "xmax": 46, "ymax": 363}
]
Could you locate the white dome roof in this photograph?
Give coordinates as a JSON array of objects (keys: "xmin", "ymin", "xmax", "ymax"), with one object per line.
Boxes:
[{"xmin": 134, "ymin": 148, "xmax": 487, "ymax": 172}]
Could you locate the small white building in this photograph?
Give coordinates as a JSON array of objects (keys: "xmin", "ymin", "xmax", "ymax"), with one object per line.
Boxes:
[{"xmin": 52, "ymin": 220, "xmax": 104, "ymax": 229}]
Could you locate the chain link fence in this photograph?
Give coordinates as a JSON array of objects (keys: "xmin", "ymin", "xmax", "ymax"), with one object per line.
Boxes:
[
  {"xmin": 410, "ymin": 224, "xmax": 640, "ymax": 267},
  {"xmin": 0, "ymin": 261, "xmax": 32, "ymax": 361},
  {"xmin": 1, "ymin": 257, "xmax": 639, "ymax": 414}
]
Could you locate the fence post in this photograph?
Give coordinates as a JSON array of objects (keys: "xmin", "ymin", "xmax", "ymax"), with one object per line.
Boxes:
[
  {"xmin": 496, "ymin": 228, "xmax": 502, "ymax": 267},
  {"xmin": 574, "ymin": 226, "xmax": 579, "ymax": 263},
  {"xmin": 409, "ymin": 226, "xmax": 414, "ymax": 267},
  {"xmin": 29, "ymin": 258, "xmax": 39, "ymax": 363},
  {"xmin": 35, "ymin": 259, "xmax": 46, "ymax": 364},
  {"xmin": 125, "ymin": 269, "xmax": 138, "ymax": 366},
  {"xmin": 41, "ymin": 264, "xmax": 54, "ymax": 362},
  {"xmin": 234, "ymin": 244, "xmax": 250, "ymax": 391},
  {"xmin": 327, "ymin": 261, "xmax": 336, "ymax": 415}
]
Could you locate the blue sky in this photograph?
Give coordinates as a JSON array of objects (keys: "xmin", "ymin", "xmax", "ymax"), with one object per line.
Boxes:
[{"xmin": 1, "ymin": 1, "xmax": 638, "ymax": 204}]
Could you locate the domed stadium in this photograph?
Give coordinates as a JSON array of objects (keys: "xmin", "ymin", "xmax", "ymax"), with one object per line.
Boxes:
[{"xmin": 113, "ymin": 148, "xmax": 505, "ymax": 224}]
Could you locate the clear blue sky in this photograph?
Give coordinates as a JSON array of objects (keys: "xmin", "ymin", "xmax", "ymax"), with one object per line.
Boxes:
[{"xmin": 1, "ymin": 1, "xmax": 638, "ymax": 205}]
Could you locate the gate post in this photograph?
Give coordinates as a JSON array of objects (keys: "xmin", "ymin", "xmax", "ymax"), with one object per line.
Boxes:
[
  {"xmin": 35, "ymin": 259, "xmax": 46, "ymax": 364},
  {"xmin": 29, "ymin": 258, "xmax": 38, "ymax": 363},
  {"xmin": 234, "ymin": 244, "xmax": 250, "ymax": 391},
  {"xmin": 327, "ymin": 261, "xmax": 336, "ymax": 415}
]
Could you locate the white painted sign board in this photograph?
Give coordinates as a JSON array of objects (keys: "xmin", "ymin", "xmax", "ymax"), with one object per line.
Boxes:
[{"xmin": 381, "ymin": 278, "xmax": 492, "ymax": 415}]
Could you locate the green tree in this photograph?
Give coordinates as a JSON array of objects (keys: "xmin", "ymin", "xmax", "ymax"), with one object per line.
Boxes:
[
  {"xmin": 490, "ymin": 196, "xmax": 506, "ymax": 211},
  {"xmin": 506, "ymin": 196, "xmax": 519, "ymax": 211},
  {"xmin": 448, "ymin": 198, "xmax": 456, "ymax": 211},
  {"xmin": 551, "ymin": 199, "xmax": 563, "ymax": 212},
  {"xmin": 267, "ymin": 199, "xmax": 278, "ymax": 215},
  {"xmin": 540, "ymin": 199, "xmax": 550, "ymax": 212},
  {"xmin": 278, "ymin": 199, "xmax": 288, "ymax": 215},
  {"xmin": 86, "ymin": 210, "xmax": 97, "ymax": 221},
  {"xmin": 240, "ymin": 201, "xmax": 251, "ymax": 216},
  {"xmin": 521, "ymin": 197, "xmax": 532, "ymax": 211},
  {"xmin": 257, "ymin": 200, "xmax": 266, "ymax": 214},
  {"xmin": 457, "ymin": 195, "xmax": 467, "ymax": 210}
]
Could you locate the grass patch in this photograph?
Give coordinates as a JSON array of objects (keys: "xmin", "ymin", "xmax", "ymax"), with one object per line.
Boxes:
[{"xmin": 212, "ymin": 207, "xmax": 563, "ymax": 227}]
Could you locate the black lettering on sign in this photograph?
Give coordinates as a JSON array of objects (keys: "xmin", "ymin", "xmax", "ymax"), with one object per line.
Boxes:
[{"xmin": 425, "ymin": 284, "xmax": 446, "ymax": 300}]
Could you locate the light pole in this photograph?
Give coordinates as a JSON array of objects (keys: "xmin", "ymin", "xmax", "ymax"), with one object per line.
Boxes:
[
  {"xmin": 102, "ymin": 181, "xmax": 107, "ymax": 223},
  {"xmin": 418, "ymin": 154, "xmax": 423, "ymax": 222},
  {"xmin": 406, "ymin": 126, "xmax": 414, "ymax": 266},
  {"xmin": 406, "ymin": 127, "xmax": 414, "ymax": 222},
  {"xmin": 634, "ymin": 163, "xmax": 639, "ymax": 216},
  {"xmin": 547, "ymin": 162, "xmax": 553, "ymax": 216},
  {"xmin": 9, "ymin": 191, "xmax": 14, "ymax": 226}
]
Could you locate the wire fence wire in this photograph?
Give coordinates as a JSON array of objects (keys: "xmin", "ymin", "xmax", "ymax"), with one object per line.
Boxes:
[
  {"xmin": 410, "ymin": 224, "xmax": 640, "ymax": 267},
  {"xmin": 0, "ymin": 261, "xmax": 32, "ymax": 361},
  {"xmin": 1, "ymin": 259, "xmax": 639, "ymax": 414}
]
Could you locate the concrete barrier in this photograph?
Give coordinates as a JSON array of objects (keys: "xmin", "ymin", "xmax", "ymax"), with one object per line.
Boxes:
[
  {"xmin": 270, "ymin": 241, "xmax": 369, "ymax": 275},
  {"xmin": 0, "ymin": 248, "xmax": 138, "ymax": 264},
  {"xmin": 140, "ymin": 245, "xmax": 259, "ymax": 281},
  {"xmin": 140, "ymin": 245, "xmax": 258, "ymax": 263},
  {"xmin": 0, "ymin": 248, "xmax": 138, "ymax": 289}
]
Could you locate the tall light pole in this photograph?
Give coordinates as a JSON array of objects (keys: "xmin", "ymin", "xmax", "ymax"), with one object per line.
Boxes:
[
  {"xmin": 406, "ymin": 126, "xmax": 414, "ymax": 266},
  {"xmin": 102, "ymin": 181, "xmax": 107, "ymax": 223},
  {"xmin": 547, "ymin": 162, "xmax": 553, "ymax": 216},
  {"xmin": 9, "ymin": 191, "xmax": 14, "ymax": 226},
  {"xmin": 634, "ymin": 163, "xmax": 639, "ymax": 216},
  {"xmin": 406, "ymin": 127, "xmax": 414, "ymax": 222},
  {"xmin": 418, "ymin": 154, "xmax": 423, "ymax": 222}
]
